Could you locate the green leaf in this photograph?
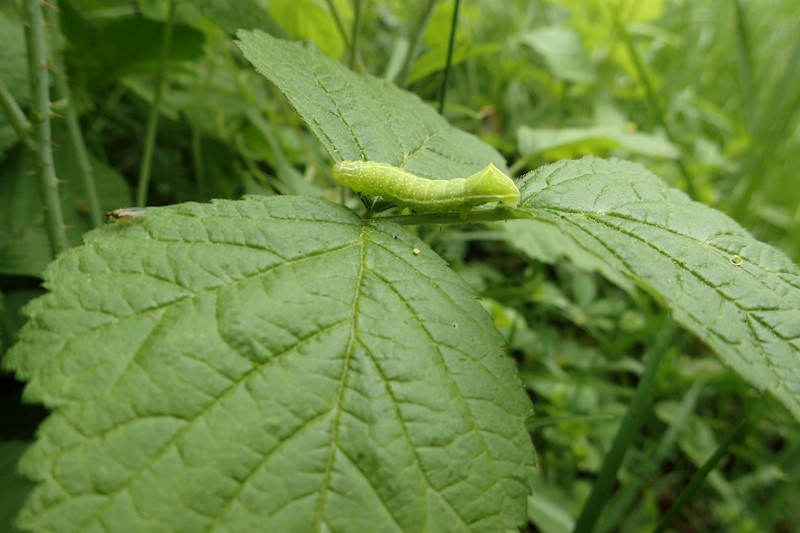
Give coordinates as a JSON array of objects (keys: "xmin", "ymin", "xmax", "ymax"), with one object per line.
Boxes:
[
  {"xmin": 267, "ymin": 0, "xmax": 347, "ymax": 59},
  {"xmin": 518, "ymin": 125, "xmax": 680, "ymax": 160},
  {"xmin": 503, "ymin": 218, "xmax": 636, "ymax": 293},
  {"xmin": 187, "ymin": 0, "xmax": 287, "ymax": 38},
  {"xmin": 234, "ymin": 30, "xmax": 508, "ymax": 180},
  {"xmin": 0, "ymin": 129, "xmax": 131, "ymax": 277},
  {"xmin": 63, "ymin": 14, "xmax": 205, "ymax": 87},
  {"xmin": 526, "ymin": 474, "xmax": 575, "ymax": 533},
  {"xmin": 519, "ymin": 26, "xmax": 596, "ymax": 84},
  {"xmin": 407, "ymin": 43, "xmax": 500, "ymax": 84},
  {"xmin": 515, "ymin": 157, "xmax": 800, "ymax": 421},
  {"xmin": 4, "ymin": 196, "xmax": 535, "ymax": 532}
]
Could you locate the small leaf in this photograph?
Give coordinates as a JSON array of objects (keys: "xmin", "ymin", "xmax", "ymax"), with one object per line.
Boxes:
[
  {"xmin": 407, "ymin": 43, "xmax": 500, "ymax": 84},
  {"xmin": 4, "ymin": 196, "xmax": 535, "ymax": 532},
  {"xmin": 518, "ymin": 125, "xmax": 680, "ymax": 160},
  {"xmin": 235, "ymin": 30, "xmax": 508, "ymax": 180},
  {"xmin": 516, "ymin": 157, "xmax": 800, "ymax": 421},
  {"xmin": 188, "ymin": 0, "xmax": 286, "ymax": 37},
  {"xmin": 267, "ymin": 0, "xmax": 347, "ymax": 58},
  {"xmin": 519, "ymin": 26, "xmax": 596, "ymax": 84}
]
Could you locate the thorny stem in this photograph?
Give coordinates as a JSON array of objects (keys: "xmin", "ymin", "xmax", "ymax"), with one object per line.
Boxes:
[
  {"xmin": 46, "ymin": 0, "xmax": 103, "ymax": 227},
  {"xmin": 24, "ymin": 0, "xmax": 69, "ymax": 255}
]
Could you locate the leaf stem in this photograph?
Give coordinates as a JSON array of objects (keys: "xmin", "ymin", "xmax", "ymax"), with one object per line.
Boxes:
[
  {"xmin": 190, "ymin": 127, "xmax": 206, "ymax": 200},
  {"xmin": 24, "ymin": 0, "xmax": 69, "ymax": 255},
  {"xmin": 732, "ymin": 0, "xmax": 755, "ymax": 131},
  {"xmin": 324, "ymin": 0, "xmax": 351, "ymax": 50},
  {"xmin": 375, "ymin": 205, "xmax": 528, "ymax": 225},
  {"xmin": 730, "ymin": 31, "xmax": 800, "ymax": 219},
  {"xmin": 349, "ymin": 0, "xmax": 363, "ymax": 70},
  {"xmin": 653, "ymin": 418, "xmax": 747, "ymax": 533},
  {"xmin": 438, "ymin": 0, "xmax": 460, "ymax": 114},
  {"xmin": 398, "ymin": 0, "xmax": 438, "ymax": 87},
  {"xmin": 611, "ymin": 12, "xmax": 697, "ymax": 199},
  {"xmin": 0, "ymin": 77, "xmax": 34, "ymax": 150},
  {"xmin": 572, "ymin": 319, "xmax": 677, "ymax": 533},
  {"xmin": 46, "ymin": 0, "xmax": 103, "ymax": 227},
  {"xmin": 136, "ymin": 0, "xmax": 176, "ymax": 207}
]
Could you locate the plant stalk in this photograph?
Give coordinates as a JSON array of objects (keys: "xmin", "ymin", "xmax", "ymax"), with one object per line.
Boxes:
[
  {"xmin": 398, "ymin": 0, "xmax": 438, "ymax": 87},
  {"xmin": 24, "ymin": 0, "xmax": 69, "ymax": 255},
  {"xmin": 324, "ymin": 0, "xmax": 351, "ymax": 50},
  {"xmin": 0, "ymin": 77, "xmax": 34, "ymax": 150},
  {"xmin": 730, "ymin": 32, "xmax": 800, "ymax": 219},
  {"xmin": 732, "ymin": 0, "xmax": 756, "ymax": 131},
  {"xmin": 572, "ymin": 319, "xmax": 677, "ymax": 533},
  {"xmin": 46, "ymin": 0, "xmax": 103, "ymax": 227},
  {"xmin": 653, "ymin": 419, "xmax": 747, "ymax": 533},
  {"xmin": 438, "ymin": 0, "xmax": 460, "ymax": 114},
  {"xmin": 136, "ymin": 0, "xmax": 176, "ymax": 207},
  {"xmin": 612, "ymin": 12, "xmax": 697, "ymax": 199},
  {"xmin": 376, "ymin": 205, "xmax": 528, "ymax": 225},
  {"xmin": 349, "ymin": 0, "xmax": 363, "ymax": 70}
]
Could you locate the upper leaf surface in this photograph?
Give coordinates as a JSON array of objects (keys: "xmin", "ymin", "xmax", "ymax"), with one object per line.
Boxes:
[
  {"xmin": 235, "ymin": 30, "xmax": 507, "ymax": 180},
  {"xmin": 516, "ymin": 157, "xmax": 800, "ymax": 420},
  {"xmin": 4, "ymin": 196, "xmax": 534, "ymax": 532}
]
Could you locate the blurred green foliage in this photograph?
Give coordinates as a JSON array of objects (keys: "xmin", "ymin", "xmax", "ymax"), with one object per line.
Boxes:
[{"xmin": 1, "ymin": 0, "xmax": 798, "ymax": 531}]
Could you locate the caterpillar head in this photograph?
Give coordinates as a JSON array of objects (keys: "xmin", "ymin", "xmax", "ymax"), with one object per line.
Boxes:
[{"xmin": 466, "ymin": 163, "xmax": 520, "ymax": 207}]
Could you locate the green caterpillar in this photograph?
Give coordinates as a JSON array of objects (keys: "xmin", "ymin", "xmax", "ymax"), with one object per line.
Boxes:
[{"xmin": 332, "ymin": 160, "xmax": 519, "ymax": 213}]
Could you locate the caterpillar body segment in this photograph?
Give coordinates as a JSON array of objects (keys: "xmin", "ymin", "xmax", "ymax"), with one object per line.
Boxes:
[{"xmin": 332, "ymin": 160, "xmax": 519, "ymax": 213}]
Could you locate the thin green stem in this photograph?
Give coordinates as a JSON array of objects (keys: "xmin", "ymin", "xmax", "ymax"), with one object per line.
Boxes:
[
  {"xmin": 0, "ymin": 77, "xmax": 34, "ymax": 150},
  {"xmin": 190, "ymin": 56, "xmax": 218, "ymax": 200},
  {"xmin": 349, "ymin": 0, "xmax": 363, "ymax": 70},
  {"xmin": 46, "ymin": 0, "xmax": 103, "ymax": 227},
  {"xmin": 507, "ymin": 157, "xmax": 530, "ymax": 176},
  {"xmin": 653, "ymin": 419, "xmax": 747, "ymax": 533},
  {"xmin": 324, "ymin": 0, "xmax": 351, "ymax": 50},
  {"xmin": 374, "ymin": 205, "xmax": 527, "ymax": 225},
  {"xmin": 136, "ymin": 0, "xmax": 176, "ymax": 207},
  {"xmin": 611, "ymin": 12, "xmax": 697, "ymax": 199},
  {"xmin": 24, "ymin": 0, "xmax": 68, "ymax": 255},
  {"xmin": 190, "ymin": 127, "xmax": 206, "ymax": 200},
  {"xmin": 732, "ymin": 0, "xmax": 755, "ymax": 131},
  {"xmin": 438, "ymin": 0, "xmax": 460, "ymax": 114},
  {"xmin": 398, "ymin": 0, "xmax": 438, "ymax": 87},
  {"xmin": 730, "ymin": 32, "xmax": 800, "ymax": 219},
  {"xmin": 596, "ymin": 379, "xmax": 703, "ymax": 532},
  {"xmin": 572, "ymin": 319, "xmax": 677, "ymax": 533}
]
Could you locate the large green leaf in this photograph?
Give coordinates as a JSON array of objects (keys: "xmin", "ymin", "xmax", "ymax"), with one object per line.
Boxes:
[
  {"xmin": 514, "ymin": 157, "xmax": 800, "ymax": 420},
  {"xmin": 234, "ymin": 30, "xmax": 508, "ymax": 180},
  {"xmin": 4, "ymin": 196, "xmax": 535, "ymax": 532}
]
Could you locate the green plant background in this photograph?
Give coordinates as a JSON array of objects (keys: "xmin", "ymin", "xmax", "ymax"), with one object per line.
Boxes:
[{"xmin": 2, "ymin": 0, "xmax": 799, "ymax": 532}]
